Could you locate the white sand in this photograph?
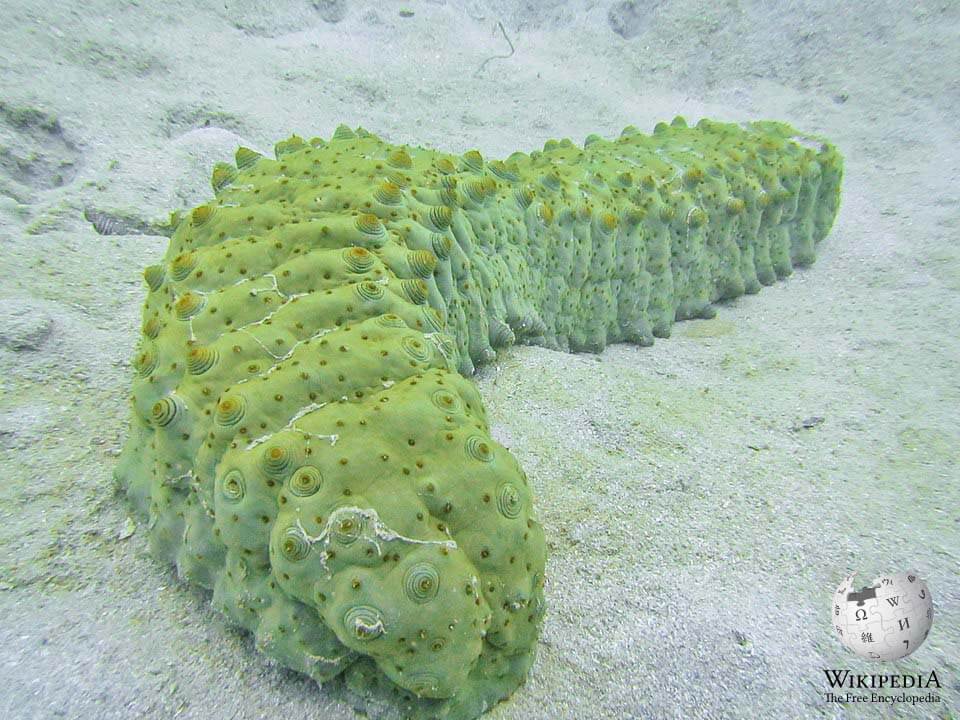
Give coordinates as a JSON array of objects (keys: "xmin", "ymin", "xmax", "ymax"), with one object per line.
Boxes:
[{"xmin": 0, "ymin": 1, "xmax": 957, "ymax": 718}]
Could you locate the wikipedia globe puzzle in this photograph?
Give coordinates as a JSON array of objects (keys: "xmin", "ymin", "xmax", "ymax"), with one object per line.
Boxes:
[{"xmin": 834, "ymin": 570, "xmax": 934, "ymax": 661}]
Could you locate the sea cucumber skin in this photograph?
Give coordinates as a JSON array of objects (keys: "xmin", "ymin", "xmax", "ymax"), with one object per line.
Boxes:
[{"xmin": 115, "ymin": 118, "xmax": 841, "ymax": 719}]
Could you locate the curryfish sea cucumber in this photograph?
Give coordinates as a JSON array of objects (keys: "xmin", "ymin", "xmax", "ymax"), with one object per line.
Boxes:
[{"xmin": 115, "ymin": 117, "xmax": 842, "ymax": 719}]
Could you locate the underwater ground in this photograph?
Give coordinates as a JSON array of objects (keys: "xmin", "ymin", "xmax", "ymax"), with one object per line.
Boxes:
[{"xmin": 0, "ymin": 1, "xmax": 957, "ymax": 718}]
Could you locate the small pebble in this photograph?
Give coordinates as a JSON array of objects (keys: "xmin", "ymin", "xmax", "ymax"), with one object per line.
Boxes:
[
  {"xmin": 118, "ymin": 517, "xmax": 136, "ymax": 540},
  {"xmin": 0, "ymin": 299, "xmax": 53, "ymax": 351},
  {"xmin": 791, "ymin": 415, "xmax": 825, "ymax": 431}
]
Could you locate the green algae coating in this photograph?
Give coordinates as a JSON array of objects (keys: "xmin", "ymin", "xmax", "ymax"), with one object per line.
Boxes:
[{"xmin": 115, "ymin": 117, "xmax": 842, "ymax": 719}]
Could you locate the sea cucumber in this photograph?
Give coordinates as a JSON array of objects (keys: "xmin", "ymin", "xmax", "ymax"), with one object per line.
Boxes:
[{"xmin": 115, "ymin": 117, "xmax": 842, "ymax": 719}]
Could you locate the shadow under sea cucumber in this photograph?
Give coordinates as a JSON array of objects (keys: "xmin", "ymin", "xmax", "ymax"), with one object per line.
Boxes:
[{"xmin": 115, "ymin": 116, "xmax": 842, "ymax": 720}]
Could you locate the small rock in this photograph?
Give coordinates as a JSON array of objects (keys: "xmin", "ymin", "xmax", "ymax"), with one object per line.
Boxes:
[
  {"xmin": 313, "ymin": 0, "xmax": 346, "ymax": 23},
  {"xmin": 118, "ymin": 517, "xmax": 136, "ymax": 540},
  {"xmin": 0, "ymin": 299, "xmax": 53, "ymax": 350},
  {"xmin": 608, "ymin": 0, "xmax": 659, "ymax": 39},
  {"xmin": 791, "ymin": 416, "xmax": 824, "ymax": 431}
]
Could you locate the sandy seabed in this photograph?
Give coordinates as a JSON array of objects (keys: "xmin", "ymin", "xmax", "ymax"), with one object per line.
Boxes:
[{"xmin": 0, "ymin": 1, "xmax": 957, "ymax": 718}]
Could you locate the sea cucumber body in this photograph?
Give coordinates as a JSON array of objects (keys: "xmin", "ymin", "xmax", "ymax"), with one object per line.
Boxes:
[{"xmin": 116, "ymin": 118, "xmax": 841, "ymax": 719}]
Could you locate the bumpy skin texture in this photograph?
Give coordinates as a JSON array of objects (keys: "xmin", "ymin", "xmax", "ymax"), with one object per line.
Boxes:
[{"xmin": 115, "ymin": 117, "xmax": 842, "ymax": 719}]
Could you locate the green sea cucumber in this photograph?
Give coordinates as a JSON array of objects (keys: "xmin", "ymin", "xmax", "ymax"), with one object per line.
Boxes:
[{"xmin": 115, "ymin": 116, "xmax": 842, "ymax": 719}]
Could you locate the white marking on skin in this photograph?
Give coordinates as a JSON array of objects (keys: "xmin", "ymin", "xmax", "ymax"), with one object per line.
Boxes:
[
  {"xmin": 424, "ymin": 332, "xmax": 449, "ymax": 360},
  {"xmin": 238, "ymin": 327, "xmax": 283, "ymax": 358},
  {"xmin": 304, "ymin": 652, "xmax": 351, "ymax": 668},
  {"xmin": 245, "ymin": 402, "xmax": 330, "ymax": 449},
  {"xmin": 162, "ymin": 470, "xmax": 194, "ymax": 487},
  {"xmin": 293, "ymin": 430, "xmax": 338, "ymax": 447},
  {"xmin": 289, "ymin": 506, "xmax": 458, "ymax": 578},
  {"xmin": 351, "ymin": 616, "xmax": 386, "ymax": 638},
  {"xmin": 234, "ymin": 326, "xmax": 335, "ymax": 386}
]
